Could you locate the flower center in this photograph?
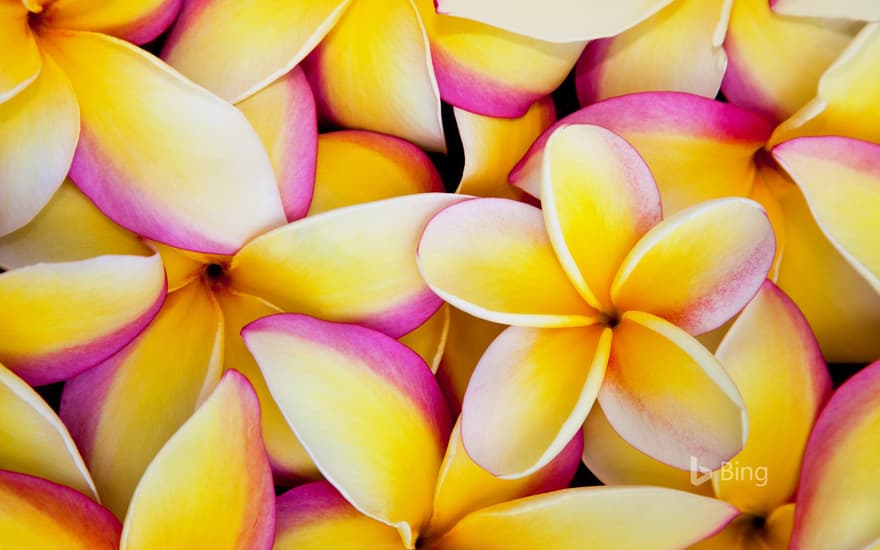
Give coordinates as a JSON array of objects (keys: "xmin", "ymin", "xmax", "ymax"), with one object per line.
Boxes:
[
  {"xmin": 600, "ymin": 311, "xmax": 620, "ymax": 329},
  {"xmin": 202, "ymin": 262, "xmax": 231, "ymax": 290}
]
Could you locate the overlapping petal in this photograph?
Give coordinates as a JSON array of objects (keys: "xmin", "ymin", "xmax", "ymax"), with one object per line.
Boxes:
[
  {"xmin": 612, "ymin": 198, "xmax": 775, "ymax": 335},
  {"xmin": 418, "ymin": 198, "xmax": 597, "ymax": 327},
  {"xmin": 60, "ymin": 281, "xmax": 223, "ymax": 518},
  {"xmin": 238, "ymin": 67, "xmax": 317, "ymax": 222},
  {"xmin": 415, "ymin": 1, "xmax": 583, "ymax": 117},
  {"xmin": 41, "ymin": 0, "xmax": 181, "ymax": 44},
  {"xmin": 0, "ymin": 362, "xmax": 97, "ymax": 499},
  {"xmin": 461, "ymin": 325, "xmax": 610, "ymax": 478},
  {"xmin": 162, "ymin": 0, "xmax": 351, "ymax": 102},
  {"xmin": 791, "ymin": 361, "xmax": 880, "ymax": 549},
  {"xmin": 722, "ymin": 0, "xmax": 860, "ymax": 123},
  {"xmin": 398, "ymin": 305, "xmax": 450, "ymax": 374},
  {"xmin": 511, "ymin": 93, "xmax": 772, "ymax": 215},
  {"xmin": 307, "ymin": 130, "xmax": 443, "ymax": 216},
  {"xmin": 243, "ymin": 314, "xmax": 450, "ymax": 547},
  {"xmin": 434, "ymin": 487, "xmax": 738, "ymax": 549},
  {"xmin": 542, "ymin": 124, "xmax": 661, "ymax": 311},
  {"xmin": 434, "ymin": 0, "xmax": 675, "ymax": 43},
  {"xmin": 0, "ymin": 254, "xmax": 165, "ymax": 385},
  {"xmin": 303, "ymin": 0, "xmax": 445, "ymax": 151},
  {"xmin": 40, "ymin": 30, "xmax": 286, "ymax": 255},
  {"xmin": 599, "ymin": 312, "xmax": 746, "ymax": 470},
  {"xmin": 120, "ymin": 371, "xmax": 275, "ymax": 550},
  {"xmin": 232, "ymin": 194, "xmax": 464, "ymax": 338},
  {"xmin": 0, "ymin": 1, "xmax": 40, "ymax": 102},
  {"xmin": 576, "ymin": 0, "xmax": 730, "ymax": 104},
  {"xmin": 0, "ymin": 52, "xmax": 78, "ymax": 236},
  {"xmin": 0, "ymin": 470, "xmax": 120, "ymax": 549},
  {"xmin": 772, "ymin": 0, "xmax": 880, "ymax": 21}
]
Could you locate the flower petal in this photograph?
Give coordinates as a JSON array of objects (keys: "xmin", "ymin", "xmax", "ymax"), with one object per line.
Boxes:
[
  {"xmin": 454, "ymin": 97, "xmax": 555, "ymax": 200},
  {"xmin": 772, "ymin": 0, "xmax": 880, "ymax": 21},
  {"xmin": 214, "ymin": 289, "xmax": 319, "ymax": 484},
  {"xmin": 0, "ymin": 471, "xmax": 120, "ymax": 549},
  {"xmin": 434, "ymin": 0, "xmax": 675, "ymax": 43},
  {"xmin": 237, "ymin": 67, "xmax": 317, "ymax": 222},
  {"xmin": 0, "ymin": 52, "xmax": 78, "ymax": 236},
  {"xmin": 232, "ymin": 193, "xmax": 464, "ymax": 338},
  {"xmin": 430, "ymin": 421, "xmax": 582, "ymax": 536},
  {"xmin": 773, "ymin": 136, "xmax": 880, "ymax": 292},
  {"xmin": 0, "ymin": 254, "xmax": 165, "ymax": 385},
  {"xmin": 40, "ymin": 30, "xmax": 286, "ymax": 255},
  {"xmin": 0, "ymin": 362, "xmax": 97, "ymax": 499},
  {"xmin": 242, "ymin": 314, "xmax": 451, "ymax": 547},
  {"xmin": 274, "ymin": 482, "xmax": 404, "ymax": 550},
  {"xmin": 771, "ymin": 23, "xmax": 880, "ymax": 145},
  {"xmin": 434, "ymin": 487, "xmax": 738, "ymax": 549},
  {"xmin": 398, "ymin": 304, "xmax": 450, "ymax": 374},
  {"xmin": 791, "ymin": 360, "xmax": 880, "ymax": 550},
  {"xmin": 722, "ymin": 0, "xmax": 860, "ymax": 123},
  {"xmin": 120, "ymin": 371, "xmax": 275, "ymax": 550},
  {"xmin": 416, "ymin": 1, "xmax": 583, "ymax": 117},
  {"xmin": 303, "ymin": 0, "xmax": 445, "ymax": 152},
  {"xmin": 599, "ymin": 312, "xmax": 747, "ymax": 471},
  {"xmin": 0, "ymin": 181, "xmax": 148, "ymax": 269},
  {"xmin": 576, "ymin": 0, "xmax": 731, "ymax": 104},
  {"xmin": 511, "ymin": 92, "xmax": 772, "ymax": 216},
  {"xmin": 42, "ymin": 0, "xmax": 180, "ymax": 43},
  {"xmin": 162, "ymin": 0, "xmax": 351, "ymax": 103},
  {"xmin": 461, "ymin": 325, "xmax": 611, "ymax": 478},
  {"xmin": 418, "ymin": 198, "xmax": 597, "ymax": 327},
  {"xmin": 542, "ymin": 124, "xmax": 661, "ymax": 311},
  {"xmin": 59, "ymin": 281, "xmax": 223, "ymax": 518},
  {"xmin": 307, "ymin": 130, "xmax": 443, "ymax": 216},
  {"xmin": 612, "ymin": 198, "xmax": 775, "ymax": 335},
  {"xmin": 713, "ymin": 281, "xmax": 830, "ymax": 514},
  {"xmin": 0, "ymin": 2, "xmax": 40, "ymax": 102}
]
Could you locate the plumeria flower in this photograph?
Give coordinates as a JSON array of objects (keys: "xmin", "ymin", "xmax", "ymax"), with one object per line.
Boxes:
[
  {"xmin": 243, "ymin": 313, "xmax": 738, "ymax": 549},
  {"xmin": 579, "ymin": 281, "xmax": 831, "ymax": 548},
  {"xmin": 417, "ymin": 124, "xmax": 775, "ymax": 478},
  {"xmin": 0, "ymin": 0, "xmax": 289, "ymax": 253},
  {"xmin": 0, "ymin": 369, "xmax": 275, "ymax": 549},
  {"xmin": 160, "ymin": 0, "xmax": 587, "ymax": 151}
]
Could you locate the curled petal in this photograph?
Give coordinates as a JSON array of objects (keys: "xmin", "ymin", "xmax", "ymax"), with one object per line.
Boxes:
[
  {"xmin": 576, "ymin": 0, "xmax": 731, "ymax": 104},
  {"xmin": 434, "ymin": 486, "xmax": 738, "ymax": 549},
  {"xmin": 304, "ymin": 0, "xmax": 445, "ymax": 151},
  {"xmin": 461, "ymin": 325, "xmax": 611, "ymax": 478},
  {"xmin": 40, "ymin": 30, "xmax": 286, "ymax": 255},
  {"xmin": 42, "ymin": 0, "xmax": 181, "ymax": 44},
  {"xmin": 232, "ymin": 193, "xmax": 465, "ymax": 338},
  {"xmin": 308, "ymin": 130, "xmax": 443, "ymax": 216},
  {"xmin": 243, "ymin": 314, "xmax": 450, "ymax": 547},
  {"xmin": 0, "ymin": 254, "xmax": 165, "ymax": 386},
  {"xmin": 162, "ymin": 0, "xmax": 351, "ymax": 103},
  {"xmin": 60, "ymin": 281, "xmax": 223, "ymax": 518},
  {"xmin": 791, "ymin": 360, "xmax": 880, "ymax": 549},
  {"xmin": 418, "ymin": 198, "xmax": 597, "ymax": 327},
  {"xmin": 612, "ymin": 198, "xmax": 775, "ymax": 335},
  {"xmin": 434, "ymin": 0, "xmax": 675, "ymax": 43},
  {"xmin": 599, "ymin": 312, "xmax": 747, "ymax": 471},
  {"xmin": 398, "ymin": 304, "xmax": 450, "ymax": 374},
  {"xmin": 120, "ymin": 371, "xmax": 275, "ymax": 550},
  {"xmin": 772, "ymin": 0, "xmax": 880, "ymax": 21},
  {"xmin": 0, "ymin": 471, "xmax": 120, "ymax": 549},
  {"xmin": 0, "ymin": 52, "xmax": 78, "ymax": 236},
  {"xmin": 238, "ymin": 67, "xmax": 317, "ymax": 222},
  {"xmin": 0, "ymin": 2, "xmax": 40, "ymax": 102}
]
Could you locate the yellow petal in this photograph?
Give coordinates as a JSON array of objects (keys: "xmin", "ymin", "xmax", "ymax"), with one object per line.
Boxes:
[
  {"xmin": 41, "ymin": 0, "xmax": 180, "ymax": 43},
  {"xmin": 308, "ymin": 130, "xmax": 443, "ymax": 216},
  {"xmin": 399, "ymin": 304, "xmax": 450, "ymax": 374},
  {"xmin": 60, "ymin": 281, "xmax": 223, "ymax": 518},
  {"xmin": 304, "ymin": 0, "xmax": 445, "ymax": 151},
  {"xmin": 0, "ymin": 1, "xmax": 40, "ymax": 102},
  {"xmin": 120, "ymin": 370, "xmax": 275, "ymax": 549},
  {"xmin": 773, "ymin": 0, "xmax": 880, "ymax": 22}
]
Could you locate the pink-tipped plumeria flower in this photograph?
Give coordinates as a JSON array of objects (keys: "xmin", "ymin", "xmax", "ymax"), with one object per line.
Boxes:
[
  {"xmin": 243, "ymin": 313, "xmax": 738, "ymax": 549},
  {"xmin": 160, "ymin": 0, "xmax": 586, "ymax": 151},
  {"xmin": 0, "ymin": 369, "xmax": 275, "ymax": 548},
  {"xmin": 0, "ymin": 0, "xmax": 291, "ymax": 252},
  {"xmin": 418, "ymin": 124, "xmax": 775, "ymax": 478},
  {"xmin": 580, "ymin": 281, "xmax": 831, "ymax": 548},
  {"xmin": 789, "ymin": 360, "xmax": 880, "ymax": 549}
]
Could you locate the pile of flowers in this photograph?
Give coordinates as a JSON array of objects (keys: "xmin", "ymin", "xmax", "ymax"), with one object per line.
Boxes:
[{"xmin": 1, "ymin": 1, "xmax": 878, "ymax": 548}]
